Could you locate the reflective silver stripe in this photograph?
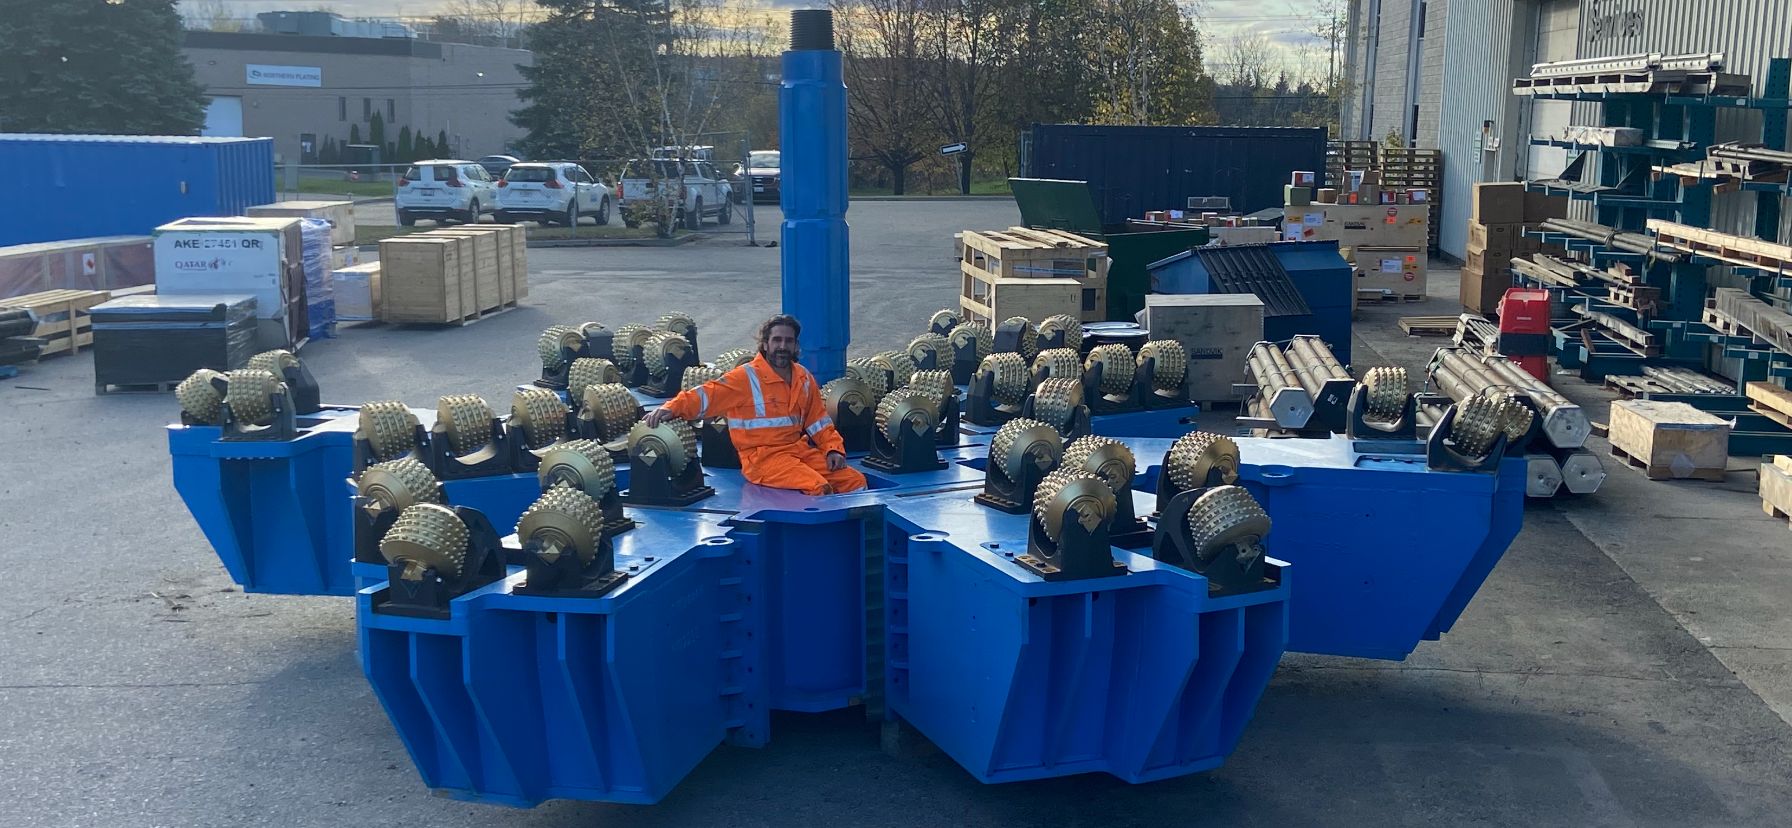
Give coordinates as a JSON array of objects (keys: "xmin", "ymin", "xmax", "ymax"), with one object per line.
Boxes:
[
  {"xmin": 805, "ymin": 416, "xmax": 833, "ymax": 437},
  {"xmin": 694, "ymin": 387, "xmax": 710, "ymax": 418},
  {"xmin": 745, "ymin": 369, "xmax": 767, "ymax": 417},
  {"xmin": 727, "ymin": 415, "xmax": 799, "ymax": 430}
]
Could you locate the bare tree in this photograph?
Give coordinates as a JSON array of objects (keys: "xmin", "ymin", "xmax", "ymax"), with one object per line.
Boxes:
[
  {"xmin": 1214, "ymin": 31, "xmax": 1278, "ymax": 89},
  {"xmin": 921, "ymin": 0, "xmax": 1022, "ymax": 194},
  {"xmin": 834, "ymin": 0, "xmax": 937, "ymax": 194}
]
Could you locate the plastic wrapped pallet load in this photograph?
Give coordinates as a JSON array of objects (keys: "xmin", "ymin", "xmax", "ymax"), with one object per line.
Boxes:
[{"xmin": 299, "ymin": 218, "xmax": 334, "ymax": 339}]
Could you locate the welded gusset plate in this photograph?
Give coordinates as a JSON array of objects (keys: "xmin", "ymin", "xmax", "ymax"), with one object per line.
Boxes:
[{"xmin": 880, "ymin": 506, "xmax": 1290, "ymax": 785}]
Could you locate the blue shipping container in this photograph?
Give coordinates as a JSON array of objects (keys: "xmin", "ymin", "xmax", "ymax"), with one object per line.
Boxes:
[
  {"xmin": 1023, "ymin": 125, "xmax": 1326, "ymax": 227},
  {"xmin": 0, "ymin": 134, "xmax": 275, "ymax": 246}
]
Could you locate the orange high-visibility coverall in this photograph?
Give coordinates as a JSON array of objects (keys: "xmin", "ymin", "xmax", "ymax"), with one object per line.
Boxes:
[{"xmin": 659, "ymin": 353, "xmax": 867, "ymax": 495}]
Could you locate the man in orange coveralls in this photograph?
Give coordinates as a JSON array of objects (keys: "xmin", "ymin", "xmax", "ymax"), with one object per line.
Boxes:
[{"xmin": 643, "ymin": 314, "xmax": 867, "ymax": 495}]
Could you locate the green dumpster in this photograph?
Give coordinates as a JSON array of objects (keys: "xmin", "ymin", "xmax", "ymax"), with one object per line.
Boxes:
[{"xmin": 1010, "ymin": 178, "xmax": 1209, "ymax": 322}]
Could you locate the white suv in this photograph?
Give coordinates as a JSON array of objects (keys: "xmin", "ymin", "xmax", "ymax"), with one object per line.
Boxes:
[
  {"xmin": 494, "ymin": 162, "xmax": 613, "ymax": 227},
  {"xmin": 395, "ymin": 160, "xmax": 498, "ymax": 226},
  {"xmin": 618, "ymin": 159, "xmax": 733, "ymax": 229}
]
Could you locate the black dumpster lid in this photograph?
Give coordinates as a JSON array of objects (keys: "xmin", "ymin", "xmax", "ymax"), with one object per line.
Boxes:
[{"xmin": 1009, "ymin": 178, "xmax": 1105, "ymax": 235}]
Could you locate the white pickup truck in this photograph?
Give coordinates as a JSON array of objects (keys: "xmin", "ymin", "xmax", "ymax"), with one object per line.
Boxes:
[{"xmin": 617, "ymin": 158, "xmax": 733, "ymax": 229}]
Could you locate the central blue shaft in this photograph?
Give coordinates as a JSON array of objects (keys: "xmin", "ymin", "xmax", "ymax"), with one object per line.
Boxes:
[{"xmin": 779, "ymin": 14, "xmax": 850, "ymax": 383}]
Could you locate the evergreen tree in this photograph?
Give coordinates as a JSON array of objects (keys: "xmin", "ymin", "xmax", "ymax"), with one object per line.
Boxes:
[
  {"xmin": 0, "ymin": 0, "xmax": 206, "ymax": 134},
  {"xmin": 512, "ymin": 0, "xmax": 666, "ymax": 161},
  {"xmin": 368, "ymin": 111, "xmax": 387, "ymax": 156},
  {"xmin": 397, "ymin": 126, "xmax": 414, "ymax": 162},
  {"xmin": 349, "ymin": 124, "xmax": 362, "ymax": 146},
  {"xmin": 437, "ymin": 129, "xmax": 451, "ymax": 158}
]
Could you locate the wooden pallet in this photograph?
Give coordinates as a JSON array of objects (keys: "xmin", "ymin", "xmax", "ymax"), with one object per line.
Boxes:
[
  {"xmin": 1398, "ymin": 315, "xmax": 1460, "ymax": 336},
  {"xmin": 0, "ymin": 288, "xmax": 109, "ymax": 357},
  {"xmin": 1648, "ymin": 220, "xmax": 1792, "ymax": 273},
  {"xmin": 1357, "ymin": 290, "xmax": 1425, "ymax": 304},
  {"xmin": 960, "ymin": 227, "xmax": 1108, "ymax": 279},
  {"xmin": 1761, "ymin": 456, "xmax": 1792, "ymax": 526},
  {"xmin": 1700, "ymin": 304, "xmax": 1747, "ymax": 336},
  {"xmin": 96, "ymin": 379, "xmax": 182, "ymax": 395},
  {"xmin": 1610, "ymin": 443, "xmax": 1727, "ymax": 481},
  {"xmin": 1607, "ymin": 284, "xmax": 1660, "ymax": 312},
  {"xmin": 446, "ymin": 301, "xmax": 519, "ymax": 327}
]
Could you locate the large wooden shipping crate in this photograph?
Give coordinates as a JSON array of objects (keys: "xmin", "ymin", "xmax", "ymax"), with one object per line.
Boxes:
[
  {"xmin": 1608, "ymin": 400, "xmax": 1730, "ymax": 481},
  {"xmin": 1760, "ymin": 455, "xmax": 1792, "ymax": 525},
  {"xmin": 959, "ymin": 227, "xmax": 1108, "ymax": 324},
  {"xmin": 378, "ymin": 236, "xmax": 470, "ymax": 323},
  {"xmin": 424, "ymin": 225, "xmax": 525, "ymax": 306},
  {"xmin": 245, "ymin": 200, "xmax": 356, "ymax": 247},
  {"xmin": 420, "ymin": 228, "xmax": 501, "ymax": 312}
]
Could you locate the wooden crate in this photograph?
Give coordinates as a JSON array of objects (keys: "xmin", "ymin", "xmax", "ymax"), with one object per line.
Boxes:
[
  {"xmin": 1140, "ymin": 294, "xmax": 1264, "ymax": 404},
  {"xmin": 432, "ymin": 224, "xmax": 521, "ymax": 305},
  {"xmin": 419, "ymin": 228, "xmax": 505, "ymax": 313},
  {"xmin": 1760, "ymin": 456, "xmax": 1792, "ymax": 525},
  {"xmin": 378, "ymin": 236, "xmax": 470, "ymax": 324},
  {"xmin": 959, "ymin": 277, "xmax": 1085, "ymax": 327},
  {"xmin": 960, "ymin": 227, "xmax": 1108, "ymax": 280},
  {"xmin": 245, "ymin": 200, "xmax": 356, "ymax": 247},
  {"xmin": 959, "ymin": 227, "xmax": 1108, "ymax": 323},
  {"xmin": 332, "ymin": 262, "xmax": 382, "ymax": 321},
  {"xmin": 1608, "ymin": 399, "xmax": 1730, "ymax": 481},
  {"xmin": 0, "ymin": 288, "xmax": 110, "ymax": 356},
  {"xmin": 507, "ymin": 225, "xmax": 528, "ymax": 300}
]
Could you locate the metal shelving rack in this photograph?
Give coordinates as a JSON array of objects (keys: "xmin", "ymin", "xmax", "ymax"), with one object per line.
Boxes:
[{"xmin": 1512, "ymin": 56, "xmax": 1792, "ymax": 454}]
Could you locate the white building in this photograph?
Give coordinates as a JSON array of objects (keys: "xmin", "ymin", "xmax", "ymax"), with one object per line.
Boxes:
[{"xmin": 1342, "ymin": 0, "xmax": 1792, "ymax": 259}]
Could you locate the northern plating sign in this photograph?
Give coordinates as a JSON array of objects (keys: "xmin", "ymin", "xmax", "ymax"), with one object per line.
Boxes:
[{"xmin": 247, "ymin": 64, "xmax": 323, "ymax": 87}]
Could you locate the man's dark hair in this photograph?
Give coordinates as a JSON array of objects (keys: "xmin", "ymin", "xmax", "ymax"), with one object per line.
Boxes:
[{"xmin": 758, "ymin": 314, "xmax": 801, "ymax": 346}]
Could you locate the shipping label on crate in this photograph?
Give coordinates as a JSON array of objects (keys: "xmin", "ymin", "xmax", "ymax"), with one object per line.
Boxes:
[{"xmin": 153, "ymin": 231, "xmax": 286, "ymax": 319}]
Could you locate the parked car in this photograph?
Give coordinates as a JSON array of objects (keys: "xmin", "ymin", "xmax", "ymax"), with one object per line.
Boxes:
[
  {"xmin": 617, "ymin": 158, "xmax": 733, "ymax": 229},
  {"xmin": 476, "ymin": 154, "xmax": 522, "ymax": 178},
  {"xmin": 652, "ymin": 145, "xmax": 715, "ymax": 162},
  {"xmin": 395, "ymin": 160, "xmax": 498, "ymax": 226},
  {"xmin": 494, "ymin": 162, "xmax": 612, "ymax": 227},
  {"xmin": 731, "ymin": 150, "xmax": 781, "ymax": 204}
]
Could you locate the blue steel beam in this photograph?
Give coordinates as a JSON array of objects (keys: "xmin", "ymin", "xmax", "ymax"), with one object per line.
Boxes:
[{"xmin": 779, "ymin": 9, "xmax": 850, "ymax": 383}]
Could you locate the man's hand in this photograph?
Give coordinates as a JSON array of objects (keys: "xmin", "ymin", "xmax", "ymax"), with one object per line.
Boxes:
[
  {"xmin": 643, "ymin": 407, "xmax": 678, "ymax": 428},
  {"xmin": 826, "ymin": 451, "xmax": 847, "ymax": 472}
]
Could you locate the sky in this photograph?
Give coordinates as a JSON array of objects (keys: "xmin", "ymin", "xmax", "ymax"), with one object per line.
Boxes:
[{"xmin": 180, "ymin": 0, "xmax": 1331, "ymax": 70}]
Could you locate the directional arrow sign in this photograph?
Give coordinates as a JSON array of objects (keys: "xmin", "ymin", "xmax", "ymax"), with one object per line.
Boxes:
[{"xmin": 939, "ymin": 142, "xmax": 968, "ymax": 155}]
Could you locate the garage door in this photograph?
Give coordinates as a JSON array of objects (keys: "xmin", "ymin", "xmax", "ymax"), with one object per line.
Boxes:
[
  {"xmin": 202, "ymin": 96, "xmax": 243, "ymax": 138},
  {"xmin": 1525, "ymin": 0, "xmax": 1579, "ymax": 179}
]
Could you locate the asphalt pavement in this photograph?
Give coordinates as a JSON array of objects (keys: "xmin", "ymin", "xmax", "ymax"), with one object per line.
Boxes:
[{"xmin": 3, "ymin": 199, "xmax": 1792, "ymax": 826}]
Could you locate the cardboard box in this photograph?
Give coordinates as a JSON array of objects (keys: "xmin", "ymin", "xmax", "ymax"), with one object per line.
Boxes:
[
  {"xmin": 1316, "ymin": 188, "xmax": 1338, "ymax": 203},
  {"xmin": 1352, "ymin": 245, "xmax": 1426, "ymax": 297},
  {"xmin": 1290, "ymin": 171, "xmax": 1317, "ymax": 188},
  {"xmin": 332, "ymin": 262, "xmax": 381, "ymax": 321},
  {"xmin": 1141, "ymin": 293, "xmax": 1265, "ymax": 403},
  {"xmin": 1525, "ymin": 190, "xmax": 1568, "ymax": 222},
  {"xmin": 331, "ymin": 245, "xmax": 360, "ymax": 271},
  {"xmin": 1283, "ymin": 205, "xmax": 1428, "ymax": 247},
  {"xmin": 1472, "ymin": 182, "xmax": 1526, "ymax": 224},
  {"xmin": 1283, "ymin": 185, "xmax": 1312, "ymax": 207},
  {"xmin": 1407, "ymin": 188, "xmax": 1431, "ymax": 204},
  {"xmin": 1459, "ymin": 258, "xmax": 1511, "ymax": 315},
  {"xmin": 1468, "ymin": 222, "xmax": 1522, "ymax": 252}
]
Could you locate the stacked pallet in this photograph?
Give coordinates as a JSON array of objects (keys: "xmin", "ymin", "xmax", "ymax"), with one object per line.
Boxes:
[
  {"xmin": 958, "ymin": 227, "xmax": 1108, "ymax": 324},
  {"xmin": 1324, "ymin": 141, "xmax": 1378, "ymax": 187},
  {"xmin": 379, "ymin": 225, "xmax": 527, "ymax": 325},
  {"xmin": 0, "ymin": 288, "xmax": 111, "ymax": 357},
  {"xmin": 1379, "ymin": 148, "xmax": 1443, "ymax": 253}
]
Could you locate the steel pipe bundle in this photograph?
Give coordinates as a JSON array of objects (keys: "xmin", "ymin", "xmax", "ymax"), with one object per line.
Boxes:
[
  {"xmin": 1246, "ymin": 341, "xmax": 1313, "ymax": 429},
  {"xmin": 1538, "ymin": 218, "xmax": 1685, "ymax": 263},
  {"xmin": 1286, "ymin": 335, "xmax": 1350, "ymax": 397},
  {"xmin": 1430, "ymin": 348, "xmax": 1591, "ymax": 451}
]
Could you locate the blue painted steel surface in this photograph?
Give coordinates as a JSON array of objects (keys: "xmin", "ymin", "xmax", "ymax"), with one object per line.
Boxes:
[
  {"xmin": 1136, "ymin": 435, "xmax": 1525, "ymax": 659},
  {"xmin": 883, "ymin": 493, "xmax": 1288, "ymax": 783},
  {"xmin": 171, "ymin": 406, "xmax": 547, "ymax": 597},
  {"xmin": 167, "ymin": 410, "xmax": 359, "ymax": 595},
  {"xmin": 1, "ymin": 134, "xmax": 276, "ymax": 245},
  {"xmin": 358, "ymin": 510, "xmax": 755, "ymax": 807},
  {"xmin": 779, "ymin": 47, "xmax": 850, "ymax": 383}
]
